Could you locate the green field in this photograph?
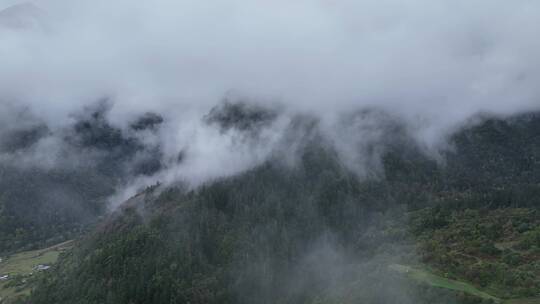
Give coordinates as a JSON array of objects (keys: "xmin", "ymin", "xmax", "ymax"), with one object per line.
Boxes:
[
  {"xmin": 389, "ymin": 264, "xmax": 501, "ymax": 302},
  {"xmin": 505, "ymin": 299, "xmax": 540, "ymax": 304},
  {"xmin": 0, "ymin": 240, "xmax": 73, "ymax": 303},
  {"xmin": 390, "ymin": 264, "xmax": 540, "ymax": 304}
]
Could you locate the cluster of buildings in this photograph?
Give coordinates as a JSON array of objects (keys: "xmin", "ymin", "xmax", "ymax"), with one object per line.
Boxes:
[{"xmin": 0, "ymin": 258, "xmax": 51, "ymax": 283}]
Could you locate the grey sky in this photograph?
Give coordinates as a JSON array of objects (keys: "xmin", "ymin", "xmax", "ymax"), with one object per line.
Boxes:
[{"xmin": 1, "ymin": 0, "xmax": 539, "ymax": 121}]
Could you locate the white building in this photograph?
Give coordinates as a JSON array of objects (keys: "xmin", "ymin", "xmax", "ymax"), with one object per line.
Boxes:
[{"xmin": 35, "ymin": 264, "xmax": 51, "ymax": 271}]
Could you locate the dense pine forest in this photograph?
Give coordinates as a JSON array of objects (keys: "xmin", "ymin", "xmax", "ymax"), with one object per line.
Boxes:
[{"xmin": 15, "ymin": 111, "xmax": 540, "ymax": 304}]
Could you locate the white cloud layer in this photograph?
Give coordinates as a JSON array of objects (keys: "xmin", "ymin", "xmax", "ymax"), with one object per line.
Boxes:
[
  {"xmin": 1, "ymin": 0, "xmax": 539, "ymax": 118},
  {"xmin": 1, "ymin": 0, "xmax": 540, "ymax": 198}
]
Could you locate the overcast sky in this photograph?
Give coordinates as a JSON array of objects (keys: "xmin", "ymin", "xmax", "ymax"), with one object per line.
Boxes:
[{"xmin": 1, "ymin": 0, "xmax": 539, "ymax": 123}]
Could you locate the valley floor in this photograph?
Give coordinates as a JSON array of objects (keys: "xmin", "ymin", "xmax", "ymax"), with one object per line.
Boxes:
[{"xmin": 0, "ymin": 240, "xmax": 72, "ymax": 303}]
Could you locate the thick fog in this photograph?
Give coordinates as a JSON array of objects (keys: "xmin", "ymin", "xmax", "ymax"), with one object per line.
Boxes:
[{"xmin": 1, "ymin": 0, "xmax": 540, "ymax": 203}]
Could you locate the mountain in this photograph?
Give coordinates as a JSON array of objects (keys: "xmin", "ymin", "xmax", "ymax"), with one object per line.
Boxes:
[
  {"xmin": 23, "ymin": 110, "xmax": 540, "ymax": 304},
  {"xmin": 0, "ymin": 3, "xmax": 47, "ymax": 31}
]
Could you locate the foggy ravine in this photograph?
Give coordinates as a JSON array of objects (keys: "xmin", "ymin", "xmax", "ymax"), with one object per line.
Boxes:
[{"xmin": 1, "ymin": 1, "xmax": 540, "ymax": 304}]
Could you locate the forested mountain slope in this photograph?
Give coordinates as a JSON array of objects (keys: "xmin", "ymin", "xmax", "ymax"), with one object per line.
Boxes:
[{"xmin": 26, "ymin": 111, "xmax": 540, "ymax": 304}]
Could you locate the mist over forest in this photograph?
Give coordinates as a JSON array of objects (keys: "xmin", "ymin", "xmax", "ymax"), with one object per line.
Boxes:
[{"xmin": 1, "ymin": 1, "xmax": 540, "ymax": 304}]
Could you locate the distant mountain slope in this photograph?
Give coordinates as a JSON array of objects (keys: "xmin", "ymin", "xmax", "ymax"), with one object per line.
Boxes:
[
  {"xmin": 0, "ymin": 105, "xmax": 164, "ymax": 254},
  {"xmin": 0, "ymin": 3, "xmax": 47, "ymax": 30}
]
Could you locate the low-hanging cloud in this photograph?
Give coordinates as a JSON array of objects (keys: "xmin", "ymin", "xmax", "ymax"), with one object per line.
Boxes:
[{"xmin": 1, "ymin": 0, "xmax": 540, "ymax": 198}]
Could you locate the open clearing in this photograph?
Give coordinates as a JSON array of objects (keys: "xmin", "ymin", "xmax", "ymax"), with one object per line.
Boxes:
[
  {"xmin": 390, "ymin": 264, "xmax": 540, "ymax": 304},
  {"xmin": 505, "ymin": 299, "xmax": 540, "ymax": 304},
  {"xmin": 390, "ymin": 264, "xmax": 501, "ymax": 302},
  {"xmin": 0, "ymin": 240, "xmax": 73, "ymax": 302}
]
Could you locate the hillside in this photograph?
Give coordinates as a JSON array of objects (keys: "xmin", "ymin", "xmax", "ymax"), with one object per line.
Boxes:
[
  {"xmin": 2, "ymin": 0, "xmax": 540, "ymax": 302},
  {"xmin": 412, "ymin": 207, "xmax": 540, "ymax": 299},
  {"xmin": 21, "ymin": 112, "xmax": 540, "ymax": 304}
]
